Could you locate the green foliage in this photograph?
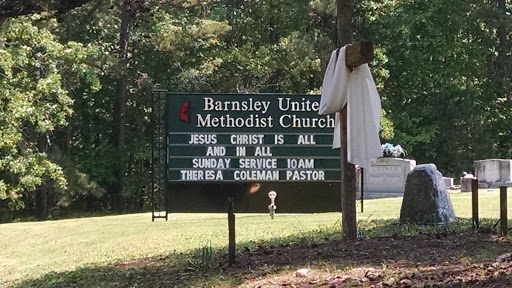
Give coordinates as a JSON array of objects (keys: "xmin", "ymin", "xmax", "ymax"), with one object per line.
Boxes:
[
  {"xmin": 367, "ymin": 0, "xmax": 511, "ymax": 175},
  {"xmin": 0, "ymin": 15, "xmax": 102, "ymax": 210},
  {"xmin": 145, "ymin": 0, "xmax": 325, "ymax": 94},
  {"xmin": 379, "ymin": 110, "xmax": 394, "ymax": 141},
  {"xmin": 185, "ymin": 241, "xmax": 215, "ymax": 272},
  {"xmin": 48, "ymin": 147, "xmax": 106, "ymax": 214},
  {"xmin": 0, "ymin": 0, "xmax": 510, "ymax": 217}
]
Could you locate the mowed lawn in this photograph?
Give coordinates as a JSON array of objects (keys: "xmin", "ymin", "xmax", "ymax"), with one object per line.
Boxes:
[{"xmin": 1, "ymin": 189, "xmax": 511, "ymax": 286}]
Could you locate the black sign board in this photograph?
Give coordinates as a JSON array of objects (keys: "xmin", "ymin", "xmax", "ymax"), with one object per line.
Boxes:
[{"xmin": 166, "ymin": 93, "xmax": 341, "ymax": 182}]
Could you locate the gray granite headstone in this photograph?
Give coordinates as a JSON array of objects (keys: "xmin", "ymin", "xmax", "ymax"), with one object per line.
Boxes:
[
  {"xmin": 400, "ymin": 164, "xmax": 456, "ymax": 224},
  {"xmin": 460, "ymin": 177, "xmax": 473, "ymax": 192}
]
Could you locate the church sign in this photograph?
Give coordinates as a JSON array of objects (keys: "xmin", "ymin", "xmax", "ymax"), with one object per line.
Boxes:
[{"xmin": 166, "ymin": 93, "xmax": 341, "ymax": 182}]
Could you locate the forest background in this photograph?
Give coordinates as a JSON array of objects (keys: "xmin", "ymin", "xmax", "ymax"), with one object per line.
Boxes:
[{"xmin": 0, "ymin": 0, "xmax": 510, "ymax": 222}]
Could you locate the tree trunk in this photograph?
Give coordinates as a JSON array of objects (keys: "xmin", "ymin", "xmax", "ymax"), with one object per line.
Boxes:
[
  {"xmin": 64, "ymin": 13, "xmax": 73, "ymax": 159},
  {"xmin": 65, "ymin": 118, "xmax": 72, "ymax": 158},
  {"xmin": 336, "ymin": 0, "xmax": 357, "ymax": 242},
  {"xmin": 37, "ymin": 185, "xmax": 48, "ymax": 221},
  {"xmin": 111, "ymin": 0, "xmax": 134, "ymax": 212},
  {"xmin": 36, "ymin": 134, "xmax": 50, "ymax": 221},
  {"xmin": 497, "ymin": 0, "xmax": 510, "ymax": 95}
]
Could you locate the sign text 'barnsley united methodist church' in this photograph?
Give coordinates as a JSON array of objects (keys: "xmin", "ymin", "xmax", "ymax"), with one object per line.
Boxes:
[{"xmin": 166, "ymin": 93, "xmax": 341, "ymax": 182}]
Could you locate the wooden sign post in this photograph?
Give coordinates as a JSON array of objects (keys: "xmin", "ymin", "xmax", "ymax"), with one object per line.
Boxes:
[{"xmin": 337, "ymin": 0, "xmax": 375, "ymax": 241}]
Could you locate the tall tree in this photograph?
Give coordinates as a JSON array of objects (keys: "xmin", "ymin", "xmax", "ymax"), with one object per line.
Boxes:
[
  {"xmin": 110, "ymin": 0, "xmax": 135, "ymax": 211},
  {"xmin": 0, "ymin": 15, "xmax": 101, "ymax": 215}
]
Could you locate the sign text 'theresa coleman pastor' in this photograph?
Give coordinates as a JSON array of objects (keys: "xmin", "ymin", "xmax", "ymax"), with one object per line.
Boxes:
[{"xmin": 166, "ymin": 93, "xmax": 341, "ymax": 183}]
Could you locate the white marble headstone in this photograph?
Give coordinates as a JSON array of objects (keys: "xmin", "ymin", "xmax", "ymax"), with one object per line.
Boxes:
[
  {"xmin": 363, "ymin": 158, "xmax": 416, "ymax": 194},
  {"xmin": 443, "ymin": 177, "xmax": 454, "ymax": 188},
  {"xmin": 475, "ymin": 159, "xmax": 512, "ymax": 188}
]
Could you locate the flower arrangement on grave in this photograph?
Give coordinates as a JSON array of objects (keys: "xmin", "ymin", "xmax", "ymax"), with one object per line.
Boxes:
[{"xmin": 381, "ymin": 143, "xmax": 407, "ymax": 158}]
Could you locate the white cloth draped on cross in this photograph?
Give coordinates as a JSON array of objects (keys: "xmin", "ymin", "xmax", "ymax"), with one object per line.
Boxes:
[{"xmin": 318, "ymin": 46, "xmax": 382, "ymax": 169}]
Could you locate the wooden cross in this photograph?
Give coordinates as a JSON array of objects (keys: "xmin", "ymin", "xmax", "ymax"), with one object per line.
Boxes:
[
  {"xmin": 344, "ymin": 41, "xmax": 374, "ymax": 68},
  {"xmin": 336, "ymin": 0, "xmax": 375, "ymax": 241}
]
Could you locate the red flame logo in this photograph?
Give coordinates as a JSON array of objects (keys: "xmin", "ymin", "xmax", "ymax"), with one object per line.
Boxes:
[{"xmin": 179, "ymin": 101, "xmax": 190, "ymax": 123}]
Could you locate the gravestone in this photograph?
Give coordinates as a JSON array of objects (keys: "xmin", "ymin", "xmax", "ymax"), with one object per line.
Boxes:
[
  {"xmin": 475, "ymin": 159, "xmax": 512, "ymax": 188},
  {"xmin": 460, "ymin": 172, "xmax": 475, "ymax": 192},
  {"xmin": 363, "ymin": 158, "xmax": 416, "ymax": 195},
  {"xmin": 443, "ymin": 177, "xmax": 454, "ymax": 188},
  {"xmin": 400, "ymin": 164, "xmax": 456, "ymax": 224}
]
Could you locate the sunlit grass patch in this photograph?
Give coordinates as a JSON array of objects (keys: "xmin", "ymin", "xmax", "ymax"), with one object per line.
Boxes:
[{"xmin": 2, "ymin": 189, "xmax": 511, "ymax": 287}]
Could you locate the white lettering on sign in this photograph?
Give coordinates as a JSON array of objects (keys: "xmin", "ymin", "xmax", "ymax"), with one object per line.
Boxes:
[
  {"xmin": 234, "ymin": 170, "xmax": 279, "ymax": 180},
  {"xmin": 254, "ymin": 147, "xmax": 272, "ymax": 156},
  {"xmin": 192, "ymin": 158, "xmax": 230, "ymax": 169},
  {"xmin": 279, "ymin": 114, "xmax": 335, "ymax": 128},
  {"xmin": 188, "ymin": 134, "xmax": 217, "ymax": 144},
  {"xmin": 239, "ymin": 158, "xmax": 277, "ymax": 169},
  {"xmin": 287, "ymin": 159, "xmax": 314, "ymax": 169},
  {"xmin": 230, "ymin": 134, "xmax": 264, "ymax": 145},
  {"xmin": 278, "ymin": 97, "xmax": 319, "ymax": 112},
  {"xmin": 236, "ymin": 146, "xmax": 246, "ymax": 156},
  {"xmin": 196, "ymin": 114, "xmax": 273, "ymax": 128},
  {"xmin": 180, "ymin": 170, "xmax": 221, "ymax": 180},
  {"xmin": 203, "ymin": 97, "xmax": 271, "ymax": 114},
  {"xmin": 297, "ymin": 135, "xmax": 315, "ymax": 145},
  {"xmin": 274, "ymin": 134, "xmax": 284, "ymax": 144},
  {"xmin": 286, "ymin": 170, "xmax": 325, "ymax": 181},
  {"xmin": 206, "ymin": 146, "xmax": 226, "ymax": 156}
]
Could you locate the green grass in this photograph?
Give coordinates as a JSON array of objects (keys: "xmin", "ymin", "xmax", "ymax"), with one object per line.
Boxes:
[{"xmin": 1, "ymin": 189, "xmax": 511, "ymax": 287}]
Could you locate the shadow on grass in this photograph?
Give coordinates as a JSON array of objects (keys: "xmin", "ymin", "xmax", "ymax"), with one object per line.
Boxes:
[{"xmin": 13, "ymin": 217, "xmax": 512, "ymax": 288}]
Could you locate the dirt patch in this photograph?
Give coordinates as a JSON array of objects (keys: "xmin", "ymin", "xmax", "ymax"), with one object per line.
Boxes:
[
  {"xmin": 22, "ymin": 230, "xmax": 509, "ymax": 287},
  {"xmin": 215, "ymin": 231, "xmax": 512, "ymax": 287}
]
